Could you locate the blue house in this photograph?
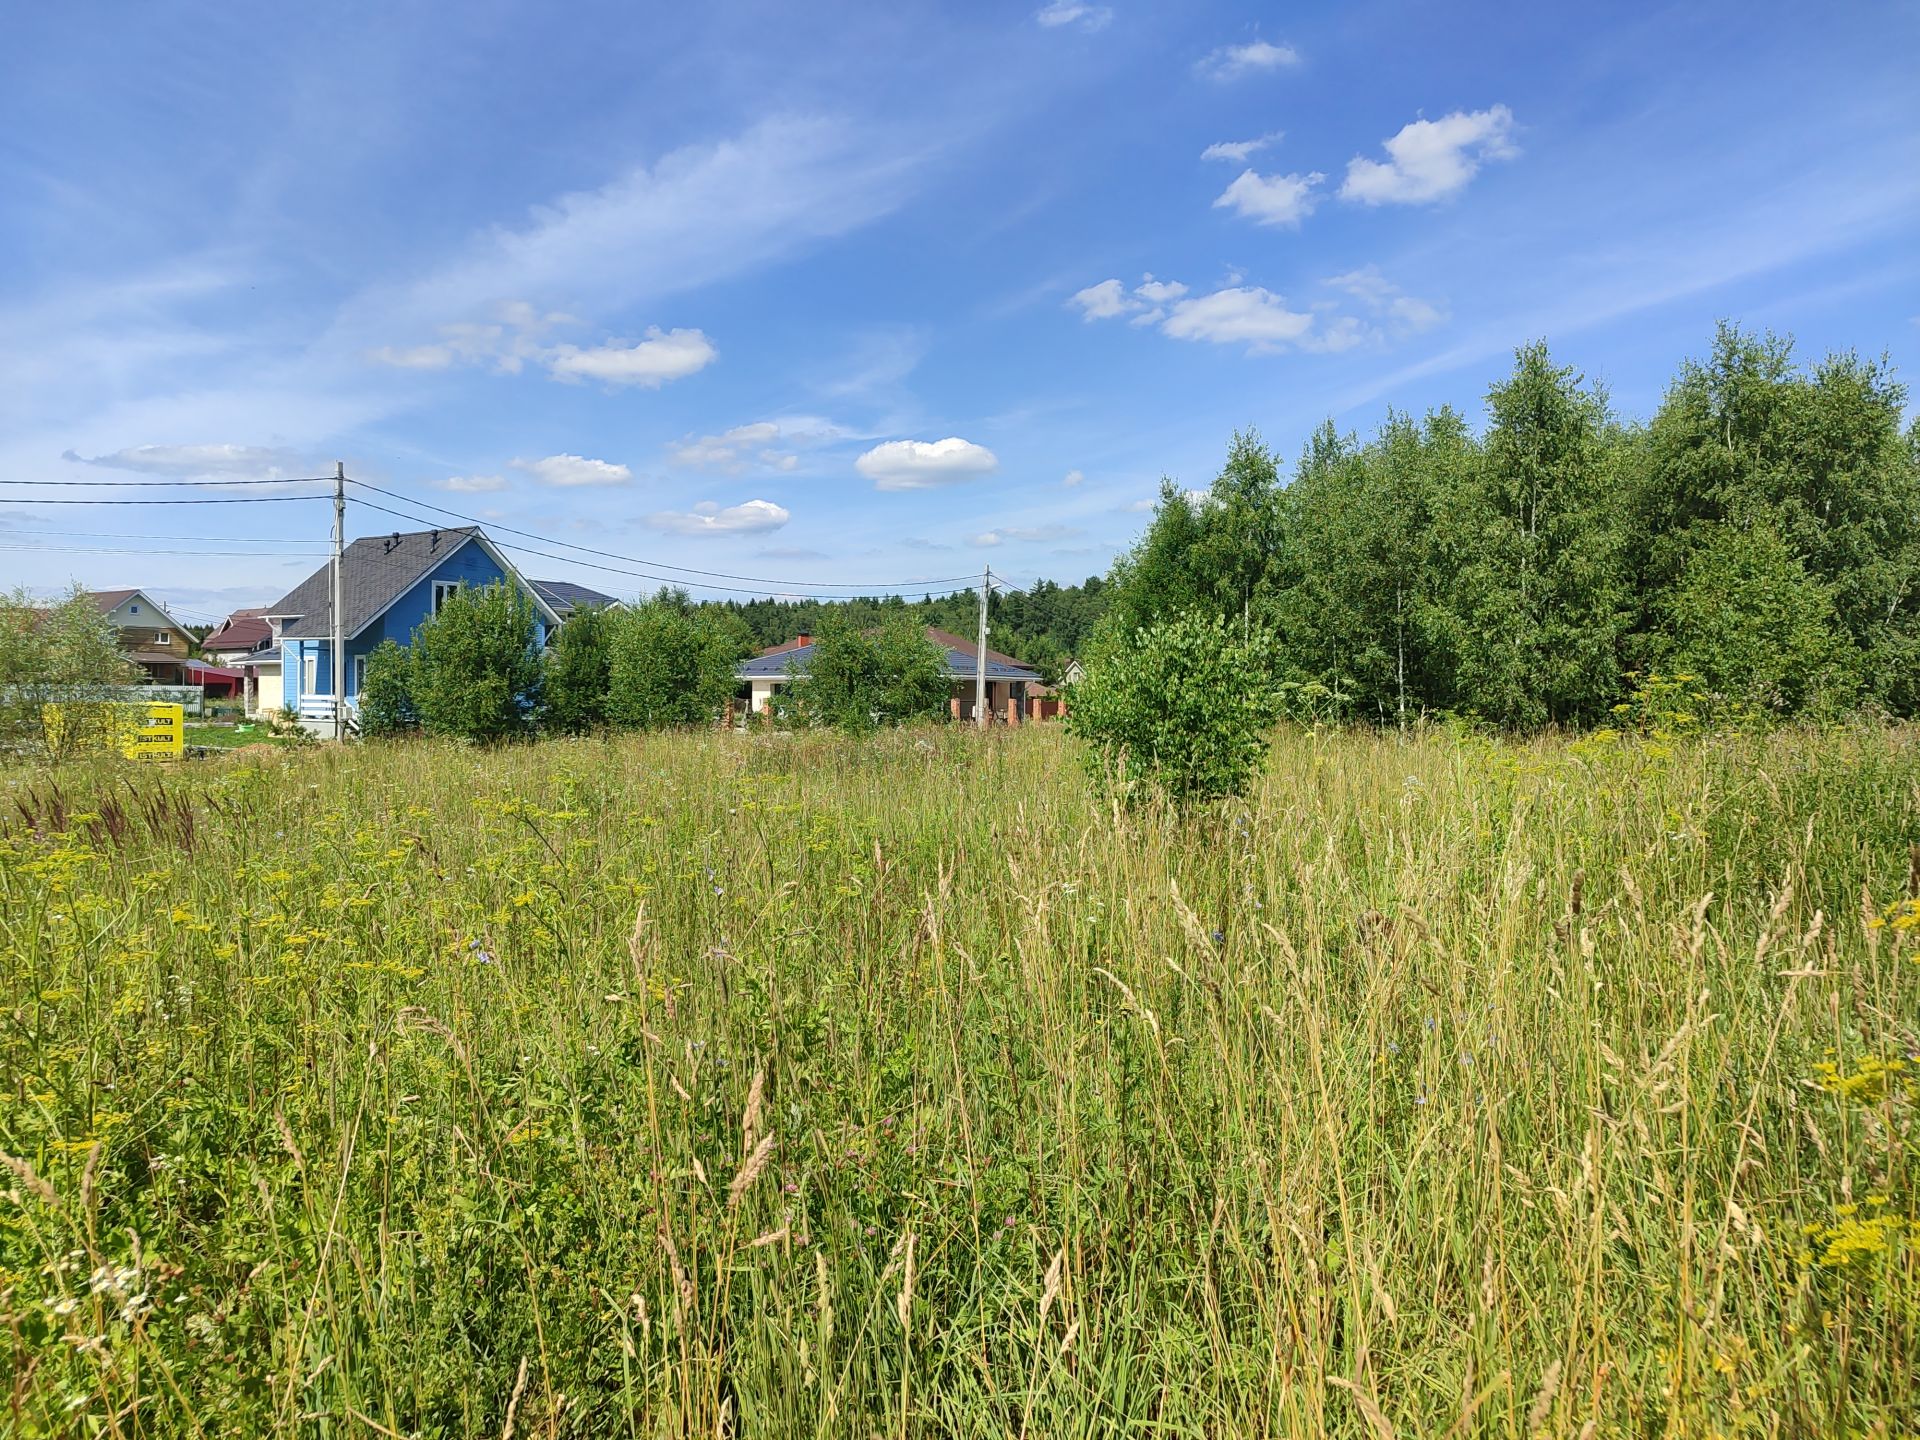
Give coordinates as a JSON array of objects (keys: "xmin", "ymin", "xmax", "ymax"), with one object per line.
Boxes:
[{"xmin": 262, "ymin": 525, "xmax": 612, "ymax": 728}]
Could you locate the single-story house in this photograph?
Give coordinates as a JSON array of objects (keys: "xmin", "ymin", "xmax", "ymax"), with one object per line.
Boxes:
[
  {"xmin": 1025, "ymin": 658, "xmax": 1083, "ymax": 721},
  {"xmin": 86, "ymin": 588, "xmax": 194, "ymax": 683},
  {"xmin": 181, "ymin": 658, "xmax": 244, "ymax": 700},
  {"xmin": 263, "ymin": 525, "xmax": 605, "ymax": 731},
  {"xmin": 235, "ymin": 647, "xmax": 282, "ymax": 719},
  {"xmin": 737, "ymin": 626, "xmax": 1043, "ymax": 723}
]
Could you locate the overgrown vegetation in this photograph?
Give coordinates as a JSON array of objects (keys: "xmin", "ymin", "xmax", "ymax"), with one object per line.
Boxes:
[
  {"xmin": 2, "ymin": 724, "xmax": 1915, "ymax": 1435},
  {"xmin": 0, "ymin": 586, "xmax": 140, "ymax": 762}
]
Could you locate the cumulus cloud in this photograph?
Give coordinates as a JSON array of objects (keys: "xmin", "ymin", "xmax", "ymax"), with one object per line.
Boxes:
[
  {"xmin": 1195, "ymin": 40, "xmax": 1299, "ymax": 82},
  {"xmin": 1069, "ymin": 267, "xmax": 1445, "ymax": 353},
  {"xmin": 644, "ymin": 499, "xmax": 790, "ymax": 536},
  {"xmin": 546, "ymin": 327, "xmax": 717, "ymax": 387},
  {"xmin": 66, "ymin": 443, "xmax": 299, "ymax": 479},
  {"xmin": 365, "ymin": 302, "xmax": 575, "ymax": 375},
  {"xmin": 511, "ymin": 453, "xmax": 633, "ymax": 487},
  {"xmin": 968, "ymin": 524, "xmax": 1084, "ymax": 547},
  {"xmin": 1034, "ymin": 0, "xmax": 1111, "ymax": 30},
  {"xmin": 669, "ymin": 420, "xmax": 826, "ymax": 473},
  {"xmin": 1214, "ymin": 169, "xmax": 1325, "ymax": 228},
  {"xmin": 1202, "ymin": 133, "xmax": 1282, "ymax": 163},
  {"xmin": 437, "ymin": 474, "xmax": 508, "ymax": 493},
  {"xmin": 1063, "ymin": 469, "xmax": 1085, "ymax": 487},
  {"xmin": 1161, "ymin": 286, "xmax": 1316, "ymax": 350},
  {"xmin": 1068, "ymin": 279, "xmax": 1134, "ymax": 321},
  {"xmin": 855, "ymin": 437, "xmax": 999, "ymax": 491},
  {"xmin": 1340, "ymin": 105, "xmax": 1518, "ymax": 205}
]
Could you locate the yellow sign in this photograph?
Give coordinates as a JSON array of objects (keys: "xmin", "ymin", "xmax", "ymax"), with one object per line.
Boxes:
[
  {"xmin": 121, "ymin": 702, "xmax": 184, "ymax": 760},
  {"xmin": 41, "ymin": 701, "xmax": 185, "ymax": 761}
]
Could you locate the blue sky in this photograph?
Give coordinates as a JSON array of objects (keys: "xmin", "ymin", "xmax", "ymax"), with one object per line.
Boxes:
[{"xmin": 3, "ymin": 0, "xmax": 1915, "ymax": 623}]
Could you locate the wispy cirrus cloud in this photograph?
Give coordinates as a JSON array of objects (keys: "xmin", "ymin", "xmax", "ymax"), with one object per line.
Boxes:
[
  {"xmin": 1034, "ymin": 0, "xmax": 1111, "ymax": 32},
  {"xmin": 1202, "ymin": 133, "xmax": 1283, "ymax": 163}
]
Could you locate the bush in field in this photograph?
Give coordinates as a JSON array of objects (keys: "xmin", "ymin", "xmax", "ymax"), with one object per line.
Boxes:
[
  {"xmin": 356, "ymin": 638, "xmax": 417, "ymax": 737},
  {"xmin": 792, "ymin": 612, "xmax": 948, "ymax": 732},
  {"xmin": 408, "ymin": 582, "xmax": 543, "ymax": 742},
  {"xmin": 542, "ymin": 603, "xmax": 616, "ymax": 734},
  {"xmin": 604, "ymin": 600, "xmax": 741, "ymax": 730},
  {"xmin": 0, "ymin": 585, "xmax": 140, "ymax": 762},
  {"xmin": 1067, "ymin": 609, "xmax": 1282, "ymax": 804}
]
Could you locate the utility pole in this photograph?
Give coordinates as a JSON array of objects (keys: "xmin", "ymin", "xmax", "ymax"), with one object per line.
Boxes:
[
  {"xmin": 331, "ymin": 461, "xmax": 346, "ymax": 741},
  {"xmin": 974, "ymin": 564, "xmax": 990, "ymax": 729}
]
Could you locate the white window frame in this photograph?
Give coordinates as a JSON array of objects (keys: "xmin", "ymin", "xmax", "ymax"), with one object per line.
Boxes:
[
  {"xmin": 432, "ymin": 580, "xmax": 461, "ymax": 614},
  {"xmin": 301, "ymin": 651, "xmax": 318, "ymax": 696},
  {"xmin": 352, "ymin": 654, "xmax": 367, "ymax": 695}
]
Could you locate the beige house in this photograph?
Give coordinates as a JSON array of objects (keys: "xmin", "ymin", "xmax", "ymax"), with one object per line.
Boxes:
[
  {"xmin": 87, "ymin": 589, "xmax": 194, "ymax": 683},
  {"xmin": 736, "ymin": 627, "xmax": 1043, "ymax": 723}
]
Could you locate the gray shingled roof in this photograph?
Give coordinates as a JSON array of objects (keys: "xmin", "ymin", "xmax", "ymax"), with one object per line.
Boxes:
[
  {"xmin": 738, "ymin": 628, "xmax": 1041, "ymax": 682},
  {"xmin": 532, "ymin": 579, "xmax": 619, "ymax": 614},
  {"xmin": 268, "ymin": 527, "xmax": 482, "ymax": 639}
]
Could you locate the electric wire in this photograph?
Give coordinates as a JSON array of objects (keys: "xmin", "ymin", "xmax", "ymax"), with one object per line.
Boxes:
[{"xmin": 344, "ymin": 478, "xmax": 980, "ymax": 593}]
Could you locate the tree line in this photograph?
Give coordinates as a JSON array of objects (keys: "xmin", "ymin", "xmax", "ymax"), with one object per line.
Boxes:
[
  {"xmin": 360, "ymin": 589, "xmax": 955, "ymax": 741},
  {"xmin": 1102, "ymin": 324, "xmax": 1920, "ymax": 728}
]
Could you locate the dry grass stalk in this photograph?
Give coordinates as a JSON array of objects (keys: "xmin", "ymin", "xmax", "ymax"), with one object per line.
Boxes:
[
  {"xmin": 728, "ymin": 1131, "xmax": 775, "ymax": 1208},
  {"xmin": 1, "ymin": 1152, "xmax": 58, "ymax": 1207},
  {"xmin": 500, "ymin": 1356, "xmax": 528, "ymax": 1440}
]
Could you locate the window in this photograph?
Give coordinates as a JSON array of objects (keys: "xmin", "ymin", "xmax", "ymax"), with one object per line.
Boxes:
[
  {"xmin": 432, "ymin": 580, "xmax": 462, "ymax": 614},
  {"xmin": 352, "ymin": 655, "xmax": 367, "ymax": 694},
  {"xmin": 129, "ymin": 603, "xmax": 140, "ymax": 615},
  {"xmin": 301, "ymin": 652, "xmax": 317, "ymax": 696}
]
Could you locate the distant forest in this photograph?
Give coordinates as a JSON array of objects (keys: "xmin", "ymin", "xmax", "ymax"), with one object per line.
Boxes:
[{"xmin": 699, "ymin": 324, "xmax": 1920, "ymax": 726}]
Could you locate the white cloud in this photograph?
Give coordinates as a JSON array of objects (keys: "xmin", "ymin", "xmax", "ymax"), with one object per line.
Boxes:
[
  {"xmin": 968, "ymin": 524, "xmax": 1083, "ymax": 547},
  {"xmin": 645, "ymin": 499, "xmax": 790, "ymax": 536},
  {"xmin": 1069, "ymin": 278, "xmax": 1133, "ymax": 321},
  {"xmin": 1069, "ymin": 267, "xmax": 1444, "ymax": 354},
  {"xmin": 511, "ymin": 453, "xmax": 633, "ymax": 488},
  {"xmin": 1034, "ymin": 0, "xmax": 1112, "ymax": 30},
  {"xmin": 437, "ymin": 474, "xmax": 508, "ymax": 493},
  {"xmin": 855, "ymin": 437, "xmax": 999, "ymax": 491},
  {"xmin": 1161, "ymin": 286, "xmax": 1315, "ymax": 350},
  {"xmin": 1202, "ymin": 133, "xmax": 1282, "ymax": 163},
  {"xmin": 546, "ymin": 327, "xmax": 717, "ymax": 387},
  {"xmin": 1133, "ymin": 275, "xmax": 1189, "ymax": 304},
  {"xmin": 669, "ymin": 420, "xmax": 826, "ymax": 473},
  {"xmin": 343, "ymin": 117, "xmax": 918, "ymax": 352},
  {"xmin": 1340, "ymin": 105, "xmax": 1518, "ymax": 205},
  {"xmin": 1325, "ymin": 266, "xmax": 1450, "ymax": 336},
  {"xmin": 1195, "ymin": 40, "xmax": 1299, "ymax": 83},
  {"xmin": 1213, "ymin": 169, "xmax": 1325, "ymax": 228},
  {"xmin": 1063, "ymin": 469, "xmax": 1085, "ymax": 487},
  {"xmin": 66, "ymin": 443, "xmax": 298, "ymax": 479}
]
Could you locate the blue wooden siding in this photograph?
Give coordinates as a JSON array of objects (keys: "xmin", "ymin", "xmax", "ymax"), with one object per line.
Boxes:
[{"xmin": 281, "ymin": 538, "xmax": 550, "ymax": 707}]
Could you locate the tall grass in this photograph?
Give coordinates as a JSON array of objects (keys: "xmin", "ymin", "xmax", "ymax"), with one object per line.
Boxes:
[{"xmin": 2, "ymin": 724, "xmax": 1915, "ymax": 1436}]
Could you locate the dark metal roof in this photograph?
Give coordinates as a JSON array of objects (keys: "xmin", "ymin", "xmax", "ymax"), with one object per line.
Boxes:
[
  {"xmin": 738, "ymin": 627, "xmax": 1041, "ymax": 682},
  {"xmin": 268, "ymin": 527, "xmax": 485, "ymax": 639},
  {"xmin": 532, "ymin": 579, "xmax": 619, "ymax": 614}
]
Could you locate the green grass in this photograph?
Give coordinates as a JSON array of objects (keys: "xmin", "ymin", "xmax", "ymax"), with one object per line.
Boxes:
[{"xmin": 1, "ymin": 724, "xmax": 1916, "ymax": 1436}]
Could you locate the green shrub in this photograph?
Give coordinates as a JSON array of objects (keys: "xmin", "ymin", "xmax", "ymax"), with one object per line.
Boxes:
[
  {"xmin": 357, "ymin": 638, "xmax": 417, "ymax": 737},
  {"xmin": 791, "ymin": 613, "xmax": 948, "ymax": 732},
  {"xmin": 1067, "ymin": 609, "xmax": 1283, "ymax": 804},
  {"xmin": 542, "ymin": 603, "xmax": 615, "ymax": 734},
  {"xmin": 604, "ymin": 601, "xmax": 739, "ymax": 731},
  {"xmin": 409, "ymin": 582, "xmax": 543, "ymax": 742}
]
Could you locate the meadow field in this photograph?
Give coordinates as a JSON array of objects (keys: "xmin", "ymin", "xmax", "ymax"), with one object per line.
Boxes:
[{"xmin": 1, "ymin": 723, "xmax": 1916, "ymax": 1437}]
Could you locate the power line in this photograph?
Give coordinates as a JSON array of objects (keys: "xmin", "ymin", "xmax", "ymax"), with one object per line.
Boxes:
[
  {"xmin": 344, "ymin": 478, "xmax": 980, "ymax": 593},
  {"xmin": 348, "ymin": 492, "xmax": 977, "ymax": 602},
  {"xmin": 0, "ymin": 544, "xmax": 328, "ymax": 558},
  {"xmin": 0, "ymin": 494, "xmax": 326, "ymax": 506},
  {"xmin": 0, "ymin": 526, "xmax": 324, "ymax": 546},
  {"xmin": 0, "ymin": 477, "xmax": 333, "ymax": 488}
]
